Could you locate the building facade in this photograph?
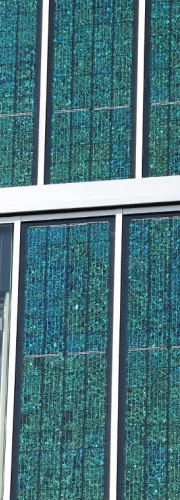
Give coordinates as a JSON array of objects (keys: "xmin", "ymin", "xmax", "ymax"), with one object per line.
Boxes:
[{"xmin": 0, "ymin": 0, "xmax": 180, "ymax": 498}]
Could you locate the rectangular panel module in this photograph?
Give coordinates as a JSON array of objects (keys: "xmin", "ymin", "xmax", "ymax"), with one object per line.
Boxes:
[
  {"xmin": 143, "ymin": 0, "xmax": 180, "ymax": 176},
  {"xmin": 45, "ymin": 0, "xmax": 137, "ymax": 184},
  {"xmin": 0, "ymin": 0, "xmax": 41, "ymax": 186},
  {"xmin": 118, "ymin": 214, "xmax": 180, "ymax": 498},
  {"xmin": 12, "ymin": 219, "xmax": 114, "ymax": 499}
]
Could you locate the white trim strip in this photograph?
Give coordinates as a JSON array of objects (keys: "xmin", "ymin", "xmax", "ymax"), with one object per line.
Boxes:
[
  {"xmin": 135, "ymin": 0, "xmax": 146, "ymax": 178},
  {"xmin": 37, "ymin": 0, "xmax": 50, "ymax": 186},
  {"xmin": 0, "ymin": 177, "xmax": 179, "ymax": 214},
  {"xmin": 1, "ymin": 204, "xmax": 180, "ymax": 224},
  {"xmin": 123, "ymin": 204, "xmax": 180, "ymax": 215},
  {"xmin": 3, "ymin": 220, "xmax": 21, "ymax": 500},
  {"xmin": 21, "ymin": 209, "xmax": 122, "ymax": 222},
  {"xmin": 0, "ymin": 294, "xmax": 10, "ymax": 499},
  {"xmin": 0, "ymin": 211, "xmax": 119, "ymax": 225},
  {"xmin": 109, "ymin": 212, "xmax": 122, "ymax": 500}
]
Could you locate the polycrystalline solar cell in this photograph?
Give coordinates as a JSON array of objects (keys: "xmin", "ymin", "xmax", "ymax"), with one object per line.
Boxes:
[
  {"xmin": 12, "ymin": 219, "xmax": 114, "ymax": 499},
  {"xmin": 45, "ymin": 0, "xmax": 137, "ymax": 183},
  {"xmin": 0, "ymin": 0, "xmax": 41, "ymax": 186},
  {"xmin": 143, "ymin": 0, "xmax": 180, "ymax": 177},
  {"xmin": 120, "ymin": 215, "xmax": 180, "ymax": 499}
]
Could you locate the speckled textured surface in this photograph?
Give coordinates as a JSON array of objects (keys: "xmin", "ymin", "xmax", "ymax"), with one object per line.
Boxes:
[
  {"xmin": 45, "ymin": 0, "xmax": 136, "ymax": 183},
  {"xmin": 15, "ymin": 221, "xmax": 113, "ymax": 499},
  {"xmin": 144, "ymin": 0, "xmax": 180, "ymax": 176},
  {"xmin": 0, "ymin": 0, "xmax": 40, "ymax": 186},
  {"xmin": 122, "ymin": 215, "xmax": 180, "ymax": 498}
]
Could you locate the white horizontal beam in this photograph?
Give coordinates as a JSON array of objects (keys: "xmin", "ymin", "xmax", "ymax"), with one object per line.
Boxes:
[{"xmin": 0, "ymin": 177, "xmax": 180, "ymax": 214}]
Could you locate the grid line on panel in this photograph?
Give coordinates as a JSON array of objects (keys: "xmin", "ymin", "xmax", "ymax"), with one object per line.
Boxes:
[
  {"xmin": 68, "ymin": 0, "xmax": 77, "ymax": 184},
  {"xmin": 109, "ymin": 0, "xmax": 116, "ymax": 181},
  {"xmin": 11, "ymin": 0, "xmax": 21, "ymax": 188},
  {"xmin": 89, "ymin": 0, "xmax": 96, "ymax": 183},
  {"xmin": 58, "ymin": 225, "xmax": 69, "ymax": 498},
  {"xmin": 81, "ymin": 225, "xmax": 90, "ymax": 498},
  {"xmin": 36, "ymin": 228, "xmax": 49, "ymax": 497}
]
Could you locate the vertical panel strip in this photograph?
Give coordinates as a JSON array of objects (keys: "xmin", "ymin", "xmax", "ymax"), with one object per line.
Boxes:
[
  {"xmin": 37, "ymin": 0, "xmax": 50, "ymax": 186},
  {"xmin": 135, "ymin": 0, "xmax": 146, "ymax": 178},
  {"xmin": 3, "ymin": 220, "xmax": 21, "ymax": 500},
  {"xmin": 109, "ymin": 212, "xmax": 122, "ymax": 500}
]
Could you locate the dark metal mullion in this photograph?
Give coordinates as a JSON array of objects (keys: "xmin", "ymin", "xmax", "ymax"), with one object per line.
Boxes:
[
  {"xmin": 166, "ymin": 218, "xmax": 172, "ymax": 499},
  {"xmin": 32, "ymin": 0, "xmax": 43, "ymax": 184},
  {"xmin": 81, "ymin": 225, "xmax": 91, "ymax": 499},
  {"xmin": 36, "ymin": 227, "xmax": 49, "ymax": 499},
  {"xmin": 69, "ymin": 1, "xmax": 76, "ymax": 182},
  {"xmin": 130, "ymin": 0, "xmax": 140, "ymax": 178},
  {"xmin": 58, "ymin": 227, "xmax": 70, "ymax": 499},
  {"xmin": 89, "ymin": 0, "xmax": 96, "ymax": 180},
  {"xmin": 167, "ymin": 0, "xmax": 172, "ymax": 175},
  {"xmin": 143, "ymin": 221, "xmax": 151, "ymax": 499},
  {"xmin": 11, "ymin": 0, "xmax": 20, "ymax": 187},
  {"xmin": 142, "ymin": 0, "xmax": 152, "ymax": 177},
  {"xmin": 109, "ymin": 0, "xmax": 116, "ymax": 180}
]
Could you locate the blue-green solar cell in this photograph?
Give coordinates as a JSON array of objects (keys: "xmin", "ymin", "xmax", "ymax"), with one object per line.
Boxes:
[
  {"xmin": 144, "ymin": 0, "xmax": 180, "ymax": 176},
  {"xmin": 148, "ymin": 104, "xmax": 180, "ymax": 176},
  {"xmin": 50, "ymin": 107, "xmax": 131, "ymax": 183},
  {"xmin": 123, "ymin": 351, "xmax": 147, "ymax": 499},
  {"xmin": 145, "ymin": 350, "xmax": 168, "ymax": 499},
  {"xmin": 111, "ymin": 108, "xmax": 131, "ymax": 179},
  {"xmin": 168, "ymin": 349, "xmax": 180, "ymax": 499},
  {"xmin": 0, "ymin": 115, "xmax": 35, "ymax": 187},
  {"xmin": 148, "ymin": 105, "xmax": 169, "ymax": 176},
  {"xmin": 0, "ymin": 0, "xmax": 40, "ymax": 186},
  {"xmin": 122, "ymin": 215, "xmax": 180, "ymax": 498},
  {"xmin": 46, "ymin": 0, "xmax": 136, "ymax": 183},
  {"xmin": 127, "ymin": 219, "xmax": 149, "ymax": 349},
  {"xmin": 113, "ymin": 1, "xmax": 134, "ymax": 107},
  {"xmin": 19, "ymin": 359, "xmax": 42, "ymax": 453},
  {"xmin": 14, "ymin": 220, "xmax": 113, "ymax": 498},
  {"xmin": 148, "ymin": 219, "xmax": 170, "ymax": 347},
  {"xmin": 17, "ymin": 452, "xmax": 39, "ymax": 500},
  {"xmin": 171, "ymin": 218, "xmax": 180, "ymax": 346}
]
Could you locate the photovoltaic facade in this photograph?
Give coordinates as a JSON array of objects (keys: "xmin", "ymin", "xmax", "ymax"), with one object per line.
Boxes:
[
  {"xmin": 12, "ymin": 219, "xmax": 114, "ymax": 499},
  {"xmin": 143, "ymin": 0, "xmax": 180, "ymax": 177},
  {"xmin": 0, "ymin": 0, "xmax": 41, "ymax": 187},
  {"xmin": 119, "ymin": 215, "xmax": 180, "ymax": 498},
  {"xmin": 45, "ymin": 0, "xmax": 137, "ymax": 184}
]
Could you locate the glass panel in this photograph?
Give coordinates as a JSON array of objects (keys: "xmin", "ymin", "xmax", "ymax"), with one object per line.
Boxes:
[
  {"xmin": 118, "ymin": 215, "xmax": 180, "ymax": 498},
  {"xmin": 45, "ymin": 0, "xmax": 137, "ymax": 184},
  {"xmin": 143, "ymin": 0, "xmax": 180, "ymax": 177},
  {"xmin": 0, "ymin": 226, "xmax": 13, "ymax": 498},
  {"xmin": 12, "ymin": 219, "xmax": 114, "ymax": 499},
  {"xmin": 0, "ymin": 0, "xmax": 42, "ymax": 187}
]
